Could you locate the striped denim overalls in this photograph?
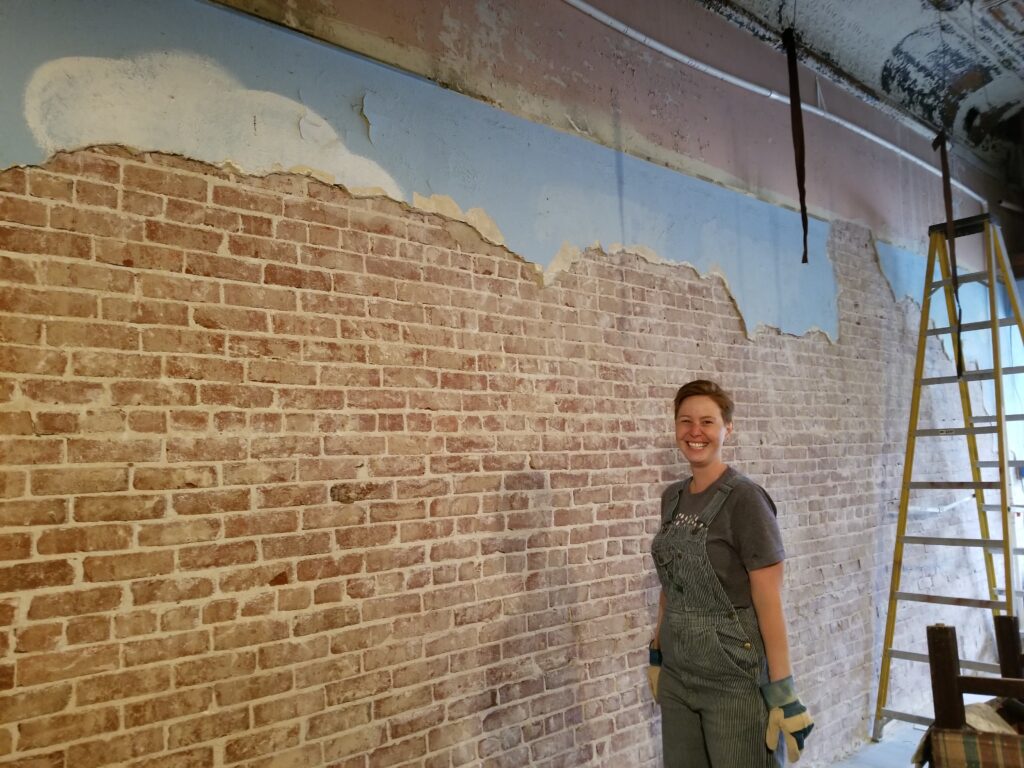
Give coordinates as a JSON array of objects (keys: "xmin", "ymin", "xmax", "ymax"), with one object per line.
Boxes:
[{"xmin": 652, "ymin": 476, "xmax": 781, "ymax": 768}]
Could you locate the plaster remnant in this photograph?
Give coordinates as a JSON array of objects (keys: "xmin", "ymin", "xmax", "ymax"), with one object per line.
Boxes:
[
  {"xmin": 24, "ymin": 51, "xmax": 403, "ymax": 199},
  {"xmin": 412, "ymin": 192, "xmax": 506, "ymax": 246},
  {"xmin": 357, "ymin": 93, "xmax": 376, "ymax": 144}
]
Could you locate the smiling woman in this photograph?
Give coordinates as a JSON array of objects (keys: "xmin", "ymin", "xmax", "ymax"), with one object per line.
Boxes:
[{"xmin": 648, "ymin": 379, "xmax": 813, "ymax": 767}]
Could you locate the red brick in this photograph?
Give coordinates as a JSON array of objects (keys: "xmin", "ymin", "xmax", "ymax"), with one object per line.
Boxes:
[
  {"xmin": 50, "ymin": 205, "xmax": 133, "ymax": 238},
  {"xmin": 48, "ymin": 151, "xmax": 121, "ymax": 183},
  {"xmin": 0, "ymin": 197, "xmax": 47, "ymax": 226},
  {"xmin": 146, "ymin": 220, "xmax": 221, "ymax": 252},
  {"xmin": 174, "ymin": 651, "xmax": 254, "ymax": 687},
  {"xmin": 17, "ymin": 645, "xmax": 119, "ymax": 685},
  {"xmin": 65, "ymin": 727, "xmax": 164, "ymax": 768},
  {"xmin": 0, "ymin": 560, "xmax": 73, "ymax": 591},
  {"xmin": 110, "ymin": 381, "xmax": 196, "ymax": 406},
  {"xmin": 94, "ymin": 239, "xmax": 182, "ymax": 271},
  {"xmin": 14, "ymin": 623, "xmax": 62, "ymax": 653},
  {"xmin": 75, "ymin": 179, "xmax": 119, "ymax": 208},
  {"xmin": 72, "ymin": 351, "xmax": 161, "ymax": 379},
  {"xmin": 252, "ymin": 690, "xmax": 325, "ymax": 728},
  {"xmin": 264, "ymin": 263, "xmax": 331, "ymax": 291},
  {"xmin": 131, "ymin": 577, "xmax": 213, "ymax": 605},
  {"xmin": 0, "ymin": 412, "xmax": 32, "ymax": 435},
  {"xmin": 247, "ymin": 360, "xmax": 317, "ymax": 385},
  {"xmin": 37, "ymin": 524, "xmax": 132, "ymax": 555},
  {"xmin": 213, "ymin": 185, "xmax": 283, "ymax": 215},
  {"xmin": 173, "ymin": 488, "xmax": 251, "ymax": 515},
  {"xmin": 125, "ymin": 688, "xmax": 212, "ymax": 728},
  {"xmin": 138, "ymin": 518, "xmax": 220, "ymax": 547},
  {"xmin": 22, "ymin": 380, "xmax": 105, "ymax": 405},
  {"xmin": 0, "ymin": 286, "xmax": 95, "ymax": 317},
  {"xmin": 67, "ymin": 438, "xmax": 160, "ymax": 463},
  {"xmin": 123, "ymin": 631, "xmax": 210, "ymax": 666},
  {"xmin": 133, "ymin": 466, "xmax": 218, "ymax": 491},
  {"xmin": 227, "ymin": 234, "xmax": 297, "ymax": 264},
  {"xmin": 125, "ymin": 746, "xmax": 214, "ymax": 768},
  {"xmin": 179, "ymin": 541, "xmax": 257, "ymax": 570},
  {"xmin": 184, "ymin": 252, "xmax": 260, "ymax": 282},
  {"xmin": 0, "ymin": 224, "xmax": 90, "ymax": 259},
  {"xmin": 224, "ymin": 723, "xmax": 299, "ymax": 763},
  {"xmin": 84, "ymin": 551, "xmax": 174, "ymax": 582},
  {"xmin": 224, "ymin": 284, "xmax": 296, "ymax": 311},
  {"xmin": 212, "ymin": 619, "xmax": 288, "ymax": 650},
  {"xmin": 42, "ymin": 260, "xmax": 133, "ymax": 293},
  {"xmin": 166, "ymin": 356, "xmax": 244, "ymax": 382},
  {"xmin": 214, "ymin": 670, "xmax": 292, "ymax": 706},
  {"xmin": 75, "ymin": 668, "xmax": 170, "ymax": 708},
  {"xmin": 307, "ymin": 704, "xmax": 373, "ymax": 743},
  {"xmin": 295, "ymin": 554, "xmax": 363, "ymax": 581},
  {"xmin": 198, "ymin": 383, "xmax": 274, "ymax": 408},
  {"xmin": 0, "ymin": 533, "xmax": 31, "ymax": 561},
  {"xmin": 123, "ymin": 164, "xmax": 208, "ymax": 201},
  {"xmin": 168, "ymin": 709, "xmax": 249, "ymax": 749},
  {"xmin": 101, "ymin": 298, "xmax": 189, "ymax": 326},
  {"xmin": 166, "ymin": 437, "xmax": 247, "ymax": 462},
  {"xmin": 0, "ymin": 167, "xmax": 27, "ymax": 194},
  {"xmin": 29, "ymin": 586, "xmax": 122, "ymax": 620},
  {"xmin": 0, "ymin": 499, "xmax": 68, "ymax": 526},
  {"xmin": 0, "ymin": 683, "xmax": 71, "ymax": 725},
  {"xmin": 46, "ymin": 320, "xmax": 138, "ymax": 350},
  {"xmin": 26, "ymin": 170, "xmax": 72, "ymax": 201},
  {"xmin": 73, "ymin": 494, "xmax": 164, "ymax": 522},
  {"xmin": 16, "ymin": 706, "xmax": 119, "ymax": 750},
  {"xmin": 139, "ymin": 274, "xmax": 219, "ymax": 303},
  {"xmin": 0, "ymin": 316, "xmax": 43, "ymax": 344},
  {"xmin": 66, "ymin": 615, "xmax": 111, "ymax": 645},
  {"xmin": 0, "ymin": 470, "xmax": 26, "ymax": 499}
]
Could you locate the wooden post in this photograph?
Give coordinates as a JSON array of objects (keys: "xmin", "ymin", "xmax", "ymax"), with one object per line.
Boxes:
[
  {"xmin": 927, "ymin": 624, "xmax": 966, "ymax": 729},
  {"xmin": 994, "ymin": 615, "xmax": 1023, "ymax": 679}
]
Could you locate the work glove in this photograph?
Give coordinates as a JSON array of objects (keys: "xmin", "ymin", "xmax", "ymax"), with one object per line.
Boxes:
[
  {"xmin": 761, "ymin": 676, "xmax": 814, "ymax": 763},
  {"xmin": 647, "ymin": 643, "xmax": 662, "ymax": 702}
]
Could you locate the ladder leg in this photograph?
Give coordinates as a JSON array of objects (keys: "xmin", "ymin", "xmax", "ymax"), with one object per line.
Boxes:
[
  {"xmin": 872, "ymin": 232, "xmax": 939, "ymax": 740},
  {"xmin": 985, "ymin": 222, "xmax": 1016, "ymax": 616}
]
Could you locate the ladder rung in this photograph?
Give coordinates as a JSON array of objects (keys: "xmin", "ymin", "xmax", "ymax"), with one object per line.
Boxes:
[
  {"xmin": 907, "ymin": 481, "xmax": 999, "ymax": 490},
  {"xmin": 982, "ymin": 504, "xmax": 1024, "ymax": 513},
  {"xmin": 922, "ymin": 365, "xmax": 1024, "ymax": 385},
  {"xmin": 889, "ymin": 649, "xmax": 1002, "ymax": 674},
  {"xmin": 928, "ymin": 317, "xmax": 1017, "ymax": 336},
  {"xmin": 903, "ymin": 535, "xmax": 1007, "ymax": 551},
  {"xmin": 914, "ymin": 427, "xmax": 996, "ymax": 437},
  {"xmin": 929, "ymin": 271, "xmax": 998, "ymax": 291},
  {"xmin": 975, "ymin": 460, "xmax": 1024, "ymax": 467},
  {"xmin": 928, "ymin": 213, "xmax": 991, "ymax": 238},
  {"xmin": 879, "ymin": 708, "xmax": 934, "ymax": 728},
  {"xmin": 973, "ymin": 414, "xmax": 1024, "ymax": 424},
  {"xmin": 894, "ymin": 591, "xmax": 1005, "ymax": 609}
]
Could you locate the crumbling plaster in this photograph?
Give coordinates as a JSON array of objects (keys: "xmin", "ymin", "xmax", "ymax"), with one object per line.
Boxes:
[
  {"xmin": 214, "ymin": 0, "xmax": 1011, "ymax": 253},
  {"xmin": 2, "ymin": 0, "xmax": 837, "ymax": 339}
]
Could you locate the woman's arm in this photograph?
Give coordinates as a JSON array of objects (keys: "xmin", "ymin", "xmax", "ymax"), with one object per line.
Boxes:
[
  {"xmin": 652, "ymin": 588, "xmax": 666, "ymax": 648},
  {"xmin": 749, "ymin": 561, "xmax": 791, "ymax": 682}
]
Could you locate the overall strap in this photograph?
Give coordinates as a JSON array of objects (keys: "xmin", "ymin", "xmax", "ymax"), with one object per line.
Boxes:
[{"xmin": 696, "ymin": 474, "xmax": 737, "ymax": 527}]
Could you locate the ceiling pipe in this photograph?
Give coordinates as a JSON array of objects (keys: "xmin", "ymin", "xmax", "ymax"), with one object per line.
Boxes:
[{"xmin": 559, "ymin": 0, "xmax": 987, "ymax": 206}]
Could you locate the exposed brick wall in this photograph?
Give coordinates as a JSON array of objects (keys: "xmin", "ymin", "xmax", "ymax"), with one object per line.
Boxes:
[{"xmin": 0, "ymin": 147, "xmax": 993, "ymax": 767}]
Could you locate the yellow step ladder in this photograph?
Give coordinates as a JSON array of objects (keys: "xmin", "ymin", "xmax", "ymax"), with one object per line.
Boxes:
[{"xmin": 872, "ymin": 213, "xmax": 1024, "ymax": 739}]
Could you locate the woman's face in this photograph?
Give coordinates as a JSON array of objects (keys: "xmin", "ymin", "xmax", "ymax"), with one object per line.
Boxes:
[{"xmin": 674, "ymin": 395, "xmax": 732, "ymax": 470}]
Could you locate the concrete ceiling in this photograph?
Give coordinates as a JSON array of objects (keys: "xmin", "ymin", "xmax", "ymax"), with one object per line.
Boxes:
[{"xmin": 700, "ymin": 0, "xmax": 1024, "ymax": 176}]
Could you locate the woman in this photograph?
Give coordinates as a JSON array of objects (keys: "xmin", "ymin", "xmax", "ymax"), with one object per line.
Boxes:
[{"xmin": 648, "ymin": 380, "xmax": 813, "ymax": 766}]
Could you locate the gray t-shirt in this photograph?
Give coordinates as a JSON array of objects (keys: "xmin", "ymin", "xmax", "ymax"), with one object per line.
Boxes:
[{"xmin": 660, "ymin": 466, "xmax": 785, "ymax": 607}]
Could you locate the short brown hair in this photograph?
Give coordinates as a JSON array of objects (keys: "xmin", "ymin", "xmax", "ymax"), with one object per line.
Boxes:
[{"xmin": 673, "ymin": 379, "xmax": 734, "ymax": 423}]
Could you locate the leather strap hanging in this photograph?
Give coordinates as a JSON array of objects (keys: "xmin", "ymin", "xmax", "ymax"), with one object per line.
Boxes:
[
  {"xmin": 933, "ymin": 129, "xmax": 965, "ymax": 379},
  {"xmin": 782, "ymin": 27, "xmax": 808, "ymax": 264}
]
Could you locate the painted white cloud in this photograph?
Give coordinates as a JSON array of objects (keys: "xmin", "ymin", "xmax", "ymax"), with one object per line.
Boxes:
[{"xmin": 25, "ymin": 51, "xmax": 402, "ymax": 198}]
